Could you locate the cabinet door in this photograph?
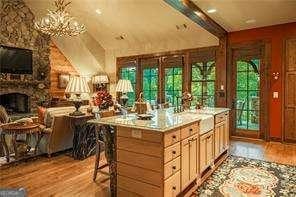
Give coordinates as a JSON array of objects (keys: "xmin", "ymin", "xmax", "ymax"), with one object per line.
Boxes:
[
  {"xmin": 219, "ymin": 122, "xmax": 226, "ymax": 153},
  {"xmin": 206, "ymin": 133, "xmax": 214, "ymax": 167},
  {"xmin": 225, "ymin": 113, "xmax": 229, "ymax": 149},
  {"xmin": 214, "ymin": 125, "xmax": 220, "ymax": 159},
  {"xmin": 189, "ymin": 134, "xmax": 198, "ymax": 181},
  {"xmin": 199, "ymin": 135, "xmax": 207, "ymax": 173},
  {"xmin": 181, "ymin": 138, "xmax": 190, "ymax": 190}
]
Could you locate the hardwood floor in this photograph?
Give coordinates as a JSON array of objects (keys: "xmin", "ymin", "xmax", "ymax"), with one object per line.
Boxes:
[{"xmin": 1, "ymin": 140, "xmax": 295, "ymax": 197}]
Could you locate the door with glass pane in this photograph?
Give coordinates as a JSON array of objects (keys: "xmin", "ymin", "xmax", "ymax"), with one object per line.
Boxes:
[
  {"xmin": 142, "ymin": 67, "xmax": 158, "ymax": 105},
  {"xmin": 164, "ymin": 67, "xmax": 183, "ymax": 107},
  {"xmin": 233, "ymin": 55, "xmax": 262, "ymax": 138},
  {"xmin": 191, "ymin": 61, "xmax": 215, "ymax": 107},
  {"xmin": 119, "ymin": 67, "xmax": 136, "ymax": 107}
]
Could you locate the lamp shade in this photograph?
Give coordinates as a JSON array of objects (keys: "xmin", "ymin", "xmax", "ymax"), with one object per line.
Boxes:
[
  {"xmin": 65, "ymin": 76, "xmax": 90, "ymax": 94},
  {"xmin": 92, "ymin": 75, "xmax": 109, "ymax": 84},
  {"xmin": 115, "ymin": 79, "xmax": 134, "ymax": 93}
]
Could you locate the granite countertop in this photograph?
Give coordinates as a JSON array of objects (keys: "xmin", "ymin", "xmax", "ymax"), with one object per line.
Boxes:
[
  {"xmin": 193, "ymin": 107, "xmax": 230, "ymax": 115},
  {"xmin": 88, "ymin": 108, "xmax": 203, "ymax": 132},
  {"xmin": 88, "ymin": 107, "xmax": 230, "ymax": 132}
]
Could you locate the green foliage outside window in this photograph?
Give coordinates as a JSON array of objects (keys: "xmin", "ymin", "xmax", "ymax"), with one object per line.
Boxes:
[
  {"xmin": 142, "ymin": 67, "xmax": 158, "ymax": 104},
  {"xmin": 191, "ymin": 61, "xmax": 215, "ymax": 107},
  {"xmin": 165, "ymin": 67, "xmax": 182, "ymax": 106},
  {"xmin": 120, "ymin": 67, "xmax": 136, "ymax": 106},
  {"xmin": 236, "ymin": 59, "xmax": 260, "ymax": 131}
]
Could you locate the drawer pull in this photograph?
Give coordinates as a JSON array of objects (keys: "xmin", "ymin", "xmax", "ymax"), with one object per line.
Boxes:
[
  {"xmin": 172, "ymin": 186, "xmax": 176, "ymax": 190},
  {"xmin": 189, "ymin": 128, "xmax": 193, "ymax": 132},
  {"xmin": 172, "ymin": 166, "xmax": 176, "ymax": 170},
  {"xmin": 172, "ymin": 150, "xmax": 176, "ymax": 154},
  {"xmin": 172, "ymin": 135, "xmax": 176, "ymax": 139}
]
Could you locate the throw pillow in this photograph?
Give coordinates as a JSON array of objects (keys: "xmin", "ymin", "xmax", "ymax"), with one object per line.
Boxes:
[{"xmin": 37, "ymin": 106, "xmax": 46, "ymax": 125}]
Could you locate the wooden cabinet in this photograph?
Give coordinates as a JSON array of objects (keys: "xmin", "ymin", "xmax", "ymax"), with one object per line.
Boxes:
[
  {"xmin": 284, "ymin": 38, "xmax": 296, "ymax": 142},
  {"xmin": 214, "ymin": 112, "xmax": 229, "ymax": 159},
  {"xmin": 164, "ymin": 171, "xmax": 181, "ymax": 197},
  {"xmin": 199, "ymin": 130, "xmax": 214, "ymax": 173},
  {"xmin": 181, "ymin": 134, "xmax": 199, "ymax": 190}
]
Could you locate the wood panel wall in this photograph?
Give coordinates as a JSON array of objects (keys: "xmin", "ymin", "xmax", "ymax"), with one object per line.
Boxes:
[{"xmin": 49, "ymin": 42, "xmax": 78, "ymax": 98}]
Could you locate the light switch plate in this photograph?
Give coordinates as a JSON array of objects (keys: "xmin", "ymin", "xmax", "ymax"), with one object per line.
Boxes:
[{"xmin": 273, "ymin": 92, "xmax": 279, "ymax": 98}]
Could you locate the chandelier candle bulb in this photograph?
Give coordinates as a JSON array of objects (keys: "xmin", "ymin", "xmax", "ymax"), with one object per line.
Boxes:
[{"xmin": 34, "ymin": 0, "xmax": 86, "ymax": 36}]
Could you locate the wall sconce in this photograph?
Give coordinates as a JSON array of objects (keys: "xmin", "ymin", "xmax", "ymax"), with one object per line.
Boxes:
[{"xmin": 272, "ymin": 72, "xmax": 280, "ymax": 80}]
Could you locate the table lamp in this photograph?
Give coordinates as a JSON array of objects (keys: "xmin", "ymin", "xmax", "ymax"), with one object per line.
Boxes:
[
  {"xmin": 65, "ymin": 76, "xmax": 90, "ymax": 116},
  {"xmin": 92, "ymin": 75, "xmax": 109, "ymax": 91},
  {"xmin": 115, "ymin": 79, "xmax": 134, "ymax": 106}
]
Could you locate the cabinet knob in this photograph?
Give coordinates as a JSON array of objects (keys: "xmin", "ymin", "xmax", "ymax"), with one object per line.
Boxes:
[
  {"xmin": 172, "ymin": 150, "xmax": 176, "ymax": 154},
  {"xmin": 172, "ymin": 135, "xmax": 176, "ymax": 139},
  {"xmin": 189, "ymin": 128, "xmax": 193, "ymax": 132},
  {"xmin": 172, "ymin": 166, "xmax": 176, "ymax": 170},
  {"xmin": 172, "ymin": 186, "xmax": 176, "ymax": 190}
]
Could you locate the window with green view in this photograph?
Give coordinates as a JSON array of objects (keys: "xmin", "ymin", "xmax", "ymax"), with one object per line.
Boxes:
[
  {"xmin": 191, "ymin": 61, "xmax": 215, "ymax": 107},
  {"xmin": 142, "ymin": 67, "xmax": 158, "ymax": 105},
  {"xmin": 164, "ymin": 67, "xmax": 182, "ymax": 106},
  {"xmin": 119, "ymin": 67, "xmax": 136, "ymax": 106}
]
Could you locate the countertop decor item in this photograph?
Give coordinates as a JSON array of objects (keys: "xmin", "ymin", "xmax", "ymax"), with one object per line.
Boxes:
[
  {"xmin": 34, "ymin": 0, "xmax": 86, "ymax": 36},
  {"xmin": 115, "ymin": 79, "xmax": 134, "ymax": 107},
  {"xmin": 65, "ymin": 76, "xmax": 90, "ymax": 116},
  {"xmin": 94, "ymin": 90, "xmax": 113, "ymax": 110}
]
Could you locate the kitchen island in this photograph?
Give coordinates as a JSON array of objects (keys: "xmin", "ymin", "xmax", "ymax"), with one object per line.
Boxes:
[{"xmin": 88, "ymin": 108, "xmax": 230, "ymax": 197}]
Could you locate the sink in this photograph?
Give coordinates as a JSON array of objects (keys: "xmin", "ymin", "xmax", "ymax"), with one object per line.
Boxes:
[
  {"xmin": 177, "ymin": 112, "xmax": 214, "ymax": 135},
  {"xmin": 197, "ymin": 114, "xmax": 214, "ymax": 135}
]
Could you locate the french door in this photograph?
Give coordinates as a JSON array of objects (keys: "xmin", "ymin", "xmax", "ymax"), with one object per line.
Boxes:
[{"xmin": 230, "ymin": 43, "xmax": 269, "ymax": 139}]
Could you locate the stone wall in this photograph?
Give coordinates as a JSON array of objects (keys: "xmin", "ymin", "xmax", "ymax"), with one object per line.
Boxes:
[{"xmin": 0, "ymin": 0, "xmax": 51, "ymax": 112}]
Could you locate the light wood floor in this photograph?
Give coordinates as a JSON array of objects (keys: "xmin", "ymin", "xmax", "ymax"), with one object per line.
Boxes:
[{"xmin": 1, "ymin": 140, "xmax": 295, "ymax": 197}]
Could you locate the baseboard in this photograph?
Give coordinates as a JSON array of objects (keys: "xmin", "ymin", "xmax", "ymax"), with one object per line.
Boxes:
[
  {"xmin": 230, "ymin": 136, "xmax": 265, "ymax": 143},
  {"xmin": 269, "ymin": 137, "xmax": 282, "ymax": 142}
]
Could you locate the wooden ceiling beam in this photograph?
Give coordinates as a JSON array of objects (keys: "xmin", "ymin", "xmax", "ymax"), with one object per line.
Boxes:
[{"xmin": 164, "ymin": 0, "xmax": 227, "ymax": 38}]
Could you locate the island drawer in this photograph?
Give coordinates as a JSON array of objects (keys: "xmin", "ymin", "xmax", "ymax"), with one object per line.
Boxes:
[
  {"xmin": 180, "ymin": 122, "xmax": 199, "ymax": 140},
  {"xmin": 164, "ymin": 128, "xmax": 181, "ymax": 147},
  {"xmin": 117, "ymin": 126, "xmax": 162, "ymax": 143},
  {"xmin": 164, "ymin": 170, "xmax": 181, "ymax": 197},
  {"xmin": 164, "ymin": 142, "xmax": 180, "ymax": 163},
  {"xmin": 164, "ymin": 156, "xmax": 180, "ymax": 179},
  {"xmin": 215, "ymin": 113, "xmax": 226, "ymax": 124}
]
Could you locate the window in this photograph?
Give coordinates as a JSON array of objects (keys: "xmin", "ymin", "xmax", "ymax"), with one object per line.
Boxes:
[
  {"xmin": 164, "ymin": 67, "xmax": 182, "ymax": 106},
  {"xmin": 236, "ymin": 59, "xmax": 260, "ymax": 131},
  {"xmin": 191, "ymin": 61, "xmax": 215, "ymax": 107},
  {"xmin": 142, "ymin": 67, "xmax": 158, "ymax": 105},
  {"xmin": 119, "ymin": 67, "xmax": 136, "ymax": 106}
]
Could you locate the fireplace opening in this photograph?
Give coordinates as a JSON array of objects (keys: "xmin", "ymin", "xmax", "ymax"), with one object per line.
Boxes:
[{"xmin": 0, "ymin": 93, "xmax": 30, "ymax": 114}]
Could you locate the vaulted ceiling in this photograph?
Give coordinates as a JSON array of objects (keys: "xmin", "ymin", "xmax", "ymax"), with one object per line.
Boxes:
[
  {"xmin": 193, "ymin": 0, "xmax": 296, "ymax": 32},
  {"xmin": 24, "ymin": 0, "xmax": 219, "ymax": 76}
]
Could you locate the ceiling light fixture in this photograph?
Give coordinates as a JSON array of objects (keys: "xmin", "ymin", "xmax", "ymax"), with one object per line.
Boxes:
[
  {"xmin": 194, "ymin": 11, "xmax": 202, "ymax": 17},
  {"xmin": 246, "ymin": 19, "xmax": 256, "ymax": 24},
  {"xmin": 207, "ymin": 9, "xmax": 217, "ymax": 13},
  {"xmin": 95, "ymin": 9, "xmax": 102, "ymax": 15},
  {"xmin": 34, "ymin": 0, "xmax": 86, "ymax": 37}
]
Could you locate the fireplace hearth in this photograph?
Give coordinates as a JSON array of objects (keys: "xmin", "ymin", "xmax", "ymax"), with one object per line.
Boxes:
[{"xmin": 0, "ymin": 93, "xmax": 30, "ymax": 114}]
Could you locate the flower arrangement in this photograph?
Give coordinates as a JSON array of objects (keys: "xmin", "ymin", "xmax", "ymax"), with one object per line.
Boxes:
[{"xmin": 94, "ymin": 90, "xmax": 113, "ymax": 110}]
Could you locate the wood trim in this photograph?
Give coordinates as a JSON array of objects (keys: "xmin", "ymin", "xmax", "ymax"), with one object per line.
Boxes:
[{"xmin": 164, "ymin": 0, "xmax": 227, "ymax": 38}]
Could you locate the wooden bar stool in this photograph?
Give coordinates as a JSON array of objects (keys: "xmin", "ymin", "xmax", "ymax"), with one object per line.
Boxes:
[{"xmin": 93, "ymin": 110, "xmax": 115, "ymax": 181}]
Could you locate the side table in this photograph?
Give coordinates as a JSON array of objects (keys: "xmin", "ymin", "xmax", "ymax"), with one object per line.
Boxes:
[
  {"xmin": 0, "ymin": 122, "xmax": 43, "ymax": 162},
  {"xmin": 65, "ymin": 113, "xmax": 95, "ymax": 160}
]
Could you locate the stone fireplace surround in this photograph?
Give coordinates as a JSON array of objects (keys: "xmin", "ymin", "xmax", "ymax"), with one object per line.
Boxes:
[{"xmin": 0, "ymin": 0, "xmax": 51, "ymax": 114}]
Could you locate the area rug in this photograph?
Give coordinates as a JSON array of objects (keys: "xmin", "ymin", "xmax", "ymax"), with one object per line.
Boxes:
[{"xmin": 195, "ymin": 156, "xmax": 296, "ymax": 197}]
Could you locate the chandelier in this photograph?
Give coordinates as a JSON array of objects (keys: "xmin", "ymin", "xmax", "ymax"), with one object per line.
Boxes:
[{"xmin": 34, "ymin": 0, "xmax": 86, "ymax": 37}]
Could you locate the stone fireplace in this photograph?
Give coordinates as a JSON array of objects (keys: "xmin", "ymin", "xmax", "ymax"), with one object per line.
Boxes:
[{"xmin": 0, "ymin": 0, "xmax": 51, "ymax": 114}]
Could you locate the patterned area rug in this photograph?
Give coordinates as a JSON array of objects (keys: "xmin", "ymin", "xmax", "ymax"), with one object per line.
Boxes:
[{"xmin": 196, "ymin": 156, "xmax": 296, "ymax": 197}]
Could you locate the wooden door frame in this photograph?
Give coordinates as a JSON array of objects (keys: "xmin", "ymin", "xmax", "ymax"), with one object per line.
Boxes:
[
  {"xmin": 282, "ymin": 37, "xmax": 296, "ymax": 143},
  {"xmin": 227, "ymin": 40, "xmax": 271, "ymax": 140}
]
